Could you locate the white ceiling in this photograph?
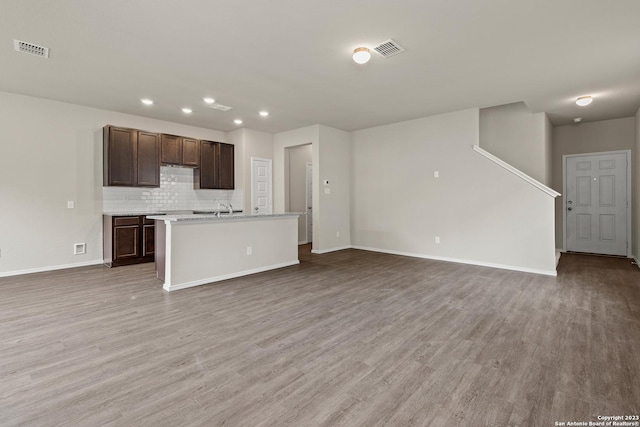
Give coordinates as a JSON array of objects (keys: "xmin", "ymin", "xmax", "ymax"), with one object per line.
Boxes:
[{"xmin": 1, "ymin": 0, "xmax": 639, "ymax": 133}]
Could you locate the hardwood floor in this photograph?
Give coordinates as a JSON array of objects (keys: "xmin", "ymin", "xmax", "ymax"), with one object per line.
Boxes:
[{"xmin": 1, "ymin": 246, "xmax": 639, "ymax": 426}]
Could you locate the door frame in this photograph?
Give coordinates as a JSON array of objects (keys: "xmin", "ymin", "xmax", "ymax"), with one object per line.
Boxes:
[
  {"xmin": 306, "ymin": 162, "xmax": 312, "ymax": 243},
  {"xmin": 251, "ymin": 157, "xmax": 273, "ymax": 214},
  {"xmin": 562, "ymin": 149, "xmax": 631, "ymax": 256}
]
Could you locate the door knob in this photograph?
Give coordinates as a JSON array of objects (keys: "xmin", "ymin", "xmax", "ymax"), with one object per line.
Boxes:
[{"xmin": 568, "ymin": 207, "xmax": 573, "ymax": 211}]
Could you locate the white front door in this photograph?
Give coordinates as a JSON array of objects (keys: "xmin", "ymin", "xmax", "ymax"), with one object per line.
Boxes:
[
  {"xmin": 306, "ymin": 162, "xmax": 312, "ymax": 242},
  {"xmin": 565, "ymin": 151, "xmax": 629, "ymax": 256},
  {"xmin": 252, "ymin": 158, "xmax": 272, "ymax": 214}
]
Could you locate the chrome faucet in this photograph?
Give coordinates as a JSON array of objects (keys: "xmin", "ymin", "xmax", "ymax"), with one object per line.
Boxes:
[{"xmin": 218, "ymin": 201, "xmax": 233, "ymax": 216}]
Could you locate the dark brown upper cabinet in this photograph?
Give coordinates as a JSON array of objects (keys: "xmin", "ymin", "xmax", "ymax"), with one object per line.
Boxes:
[
  {"xmin": 103, "ymin": 126, "xmax": 136, "ymax": 186},
  {"xmin": 160, "ymin": 134, "xmax": 181, "ymax": 165},
  {"xmin": 181, "ymin": 137, "xmax": 200, "ymax": 167},
  {"xmin": 161, "ymin": 134, "xmax": 200, "ymax": 167},
  {"xmin": 217, "ymin": 142, "xmax": 234, "ymax": 189},
  {"xmin": 196, "ymin": 141, "xmax": 234, "ymax": 189},
  {"xmin": 104, "ymin": 125, "xmax": 160, "ymax": 187},
  {"xmin": 137, "ymin": 131, "xmax": 161, "ymax": 187}
]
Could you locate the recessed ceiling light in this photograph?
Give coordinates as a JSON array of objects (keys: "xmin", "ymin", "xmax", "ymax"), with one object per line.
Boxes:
[
  {"xmin": 576, "ymin": 96, "xmax": 593, "ymax": 106},
  {"xmin": 234, "ymin": 119, "xmax": 243, "ymax": 125},
  {"xmin": 203, "ymin": 97, "xmax": 215, "ymax": 104},
  {"xmin": 182, "ymin": 107, "xmax": 192, "ymax": 114},
  {"xmin": 259, "ymin": 111, "xmax": 269, "ymax": 117},
  {"xmin": 574, "ymin": 118, "xmax": 582, "ymax": 123},
  {"xmin": 140, "ymin": 98, "xmax": 153, "ymax": 106},
  {"xmin": 353, "ymin": 47, "xmax": 371, "ymax": 64}
]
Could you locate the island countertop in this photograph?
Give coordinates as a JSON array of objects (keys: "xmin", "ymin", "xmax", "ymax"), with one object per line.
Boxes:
[{"xmin": 147, "ymin": 212, "xmax": 302, "ymax": 223}]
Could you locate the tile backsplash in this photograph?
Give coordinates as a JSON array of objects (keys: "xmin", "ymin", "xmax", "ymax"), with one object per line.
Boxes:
[{"xmin": 103, "ymin": 166, "xmax": 243, "ymax": 213}]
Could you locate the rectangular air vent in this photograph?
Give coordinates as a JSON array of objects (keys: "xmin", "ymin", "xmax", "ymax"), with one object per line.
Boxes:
[
  {"xmin": 14, "ymin": 39, "xmax": 49, "ymax": 58},
  {"xmin": 373, "ymin": 39, "xmax": 404, "ymax": 58},
  {"xmin": 74, "ymin": 243, "xmax": 86, "ymax": 255},
  {"xmin": 206, "ymin": 103, "xmax": 233, "ymax": 112}
]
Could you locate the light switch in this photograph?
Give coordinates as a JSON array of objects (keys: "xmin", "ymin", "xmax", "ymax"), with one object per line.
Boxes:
[
  {"xmin": 434, "ymin": 171, "xmax": 439, "ymax": 178},
  {"xmin": 67, "ymin": 201, "xmax": 75, "ymax": 209}
]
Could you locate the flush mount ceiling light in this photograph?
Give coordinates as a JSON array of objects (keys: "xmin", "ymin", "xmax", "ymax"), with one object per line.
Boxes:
[
  {"xmin": 259, "ymin": 111, "xmax": 269, "ymax": 117},
  {"xmin": 352, "ymin": 47, "xmax": 371, "ymax": 64},
  {"xmin": 182, "ymin": 107, "xmax": 192, "ymax": 114},
  {"xmin": 234, "ymin": 119, "xmax": 243, "ymax": 125},
  {"xmin": 574, "ymin": 117, "xmax": 582, "ymax": 123},
  {"xmin": 576, "ymin": 96, "xmax": 593, "ymax": 106},
  {"xmin": 203, "ymin": 97, "xmax": 215, "ymax": 104},
  {"xmin": 140, "ymin": 98, "xmax": 153, "ymax": 106}
]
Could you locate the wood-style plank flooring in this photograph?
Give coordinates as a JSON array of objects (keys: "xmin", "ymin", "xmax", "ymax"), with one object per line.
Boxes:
[{"xmin": 1, "ymin": 246, "xmax": 639, "ymax": 426}]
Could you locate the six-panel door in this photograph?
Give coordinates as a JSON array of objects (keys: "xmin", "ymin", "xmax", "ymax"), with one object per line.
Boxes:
[{"xmin": 565, "ymin": 152, "xmax": 628, "ymax": 256}]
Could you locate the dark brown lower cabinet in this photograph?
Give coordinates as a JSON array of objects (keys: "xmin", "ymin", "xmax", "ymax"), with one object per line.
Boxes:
[
  {"xmin": 143, "ymin": 219, "xmax": 155, "ymax": 256},
  {"xmin": 103, "ymin": 215, "xmax": 154, "ymax": 267}
]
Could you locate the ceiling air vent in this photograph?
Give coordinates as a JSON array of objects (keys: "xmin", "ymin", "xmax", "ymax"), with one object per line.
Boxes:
[
  {"xmin": 14, "ymin": 39, "xmax": 49, "ymax": 58},
  {"xmin": 206, "ymin": 103, "xmax": 233, "ymax": 112},
  {"xmin": 372, "ymin": 39, "xmax": 404, "ymax": 58}
]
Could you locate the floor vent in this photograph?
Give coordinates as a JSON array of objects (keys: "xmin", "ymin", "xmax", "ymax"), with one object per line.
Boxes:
[
  {"xmin": 14, "ymin": 39, "xmax": 49, "ymax": 58},
  {"xmin": 373, "ymin": 39, "xmax": 404, "ymax": 58},
  {"xmin": 206, "ymin": 103, "xmax": 233, "ymax": 112}
]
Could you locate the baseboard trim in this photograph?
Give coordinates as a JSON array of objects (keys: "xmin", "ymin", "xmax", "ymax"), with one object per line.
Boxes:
[
  {"xmin": 311, "ymin": 245, "xmax": 352, "ymax": 254},
  {"xmin": 0, "ymin": 260, "xmax": 104, "ymax": 278},
  {"xmin": 555, "ymin": 248, "xmax": 562, "ymax": 267},
  {"xmin": 351, "ymin": 245, "xmax": 558, "ymax": 277},
  {"xmin": 163, "ymin": 260, "xmax": 300, "ymax": 292},
  {"xmin": 634, "ymin": 256, "xmax": 640, "ymax": 270},
  {"xmin": 298, "ymin": 240, "xmax": 308, "ymax": 245}
]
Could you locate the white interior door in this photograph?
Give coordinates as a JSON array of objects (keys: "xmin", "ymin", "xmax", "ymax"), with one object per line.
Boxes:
[
  {"xmin": 306, "ymin": 162, "xmax": 312, "ymax": 242},
  {"xmin": 565, "ymin": 152, "xmax": 629, "ymax": 256},
  {"xmin": 252, "ymin": 158, "xmax": 272, "ymax": 214}
]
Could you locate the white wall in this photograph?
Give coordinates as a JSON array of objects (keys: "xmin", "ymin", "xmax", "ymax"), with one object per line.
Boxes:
[
  {"xmin": 552, "ymin": 117, "xmax": 636, "ymax": 248},
  {"xmin": 273, "ymin": 126, "xmax": 318, "ymax": 213},
  {"xmin": 227, "ymin": 128, "xmax": 274, "ymax": 213},
  {"xmin": 351, "ymin": 108, "xmax": 557, "ymax": 274},
  {"xmin": 316, "ymin": 125, "xmax": 351, "ymax": 252},
  {"xmin": 544, "ymin": 114, "xmax": 552, "ymax": 186},
  {"xmin": 274, "ymin": 125, "xmax": 319, "ymax": 249},
  {"xmin": 286, "ymin": 144, "xmax": 312, "ymax": 243},
  {"xmin": 480, "ymin": 102, "xmax": 550, "ymax": 185},
  {"xmin": 273, "ymin": 124, "xmax": 351, "ymax": 253},
  {"xmin": 0, "ymin": 91, "xmax": 228, "ymax": 276},
  {"xmin": 635, "ymin": 108, "xmax": 640, "ymax": 262}
]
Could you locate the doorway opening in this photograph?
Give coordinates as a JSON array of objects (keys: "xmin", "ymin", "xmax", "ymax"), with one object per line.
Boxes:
[
  {"xmin": 562, "ymin": 150, "xmax": 631, "ymax": 257},
  {"xmin": 285, "ymin": 144, "xmax": 312, "ymax": 245}
]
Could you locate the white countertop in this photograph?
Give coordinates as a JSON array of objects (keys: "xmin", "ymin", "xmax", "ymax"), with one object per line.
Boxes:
[
  {"xmin": 147, "ymin": 212, "xmax": 302, "ymax": 223},
  {"xmin": 103, "ymin": 210, "xmax": 243, "ymax": 217}
]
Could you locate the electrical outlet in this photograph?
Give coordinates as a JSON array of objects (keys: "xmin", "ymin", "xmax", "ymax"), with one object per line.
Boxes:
[
  {"xmin": 67, "ymin": 201, "xmax": 75, "ymax": 209},
  {"xmin": 74, "ymin": 243, "xmax": 86, "ymax": 255},
  {"xmin": 324, "ymin": 188, "xmax": 331, "ymax": 195},
  {"xmin": 435, "ymin": 236, "xmax": 440, "ymax": 244},
  {"xmin": 434, "ymin": 171, "xmax": 439, "ymax": 178},
  {"xmin": 336, "ymin": 231, "xmax": 340, "ymax": 238},
  {"xmin": 246, "ymin": 246, "xmax": 252, "ymax": 255}
]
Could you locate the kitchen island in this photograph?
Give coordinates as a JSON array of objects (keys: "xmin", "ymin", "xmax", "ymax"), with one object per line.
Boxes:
[{"xmin": 148, "ymin": 213, "xmax": 301, "ymax": 292}]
